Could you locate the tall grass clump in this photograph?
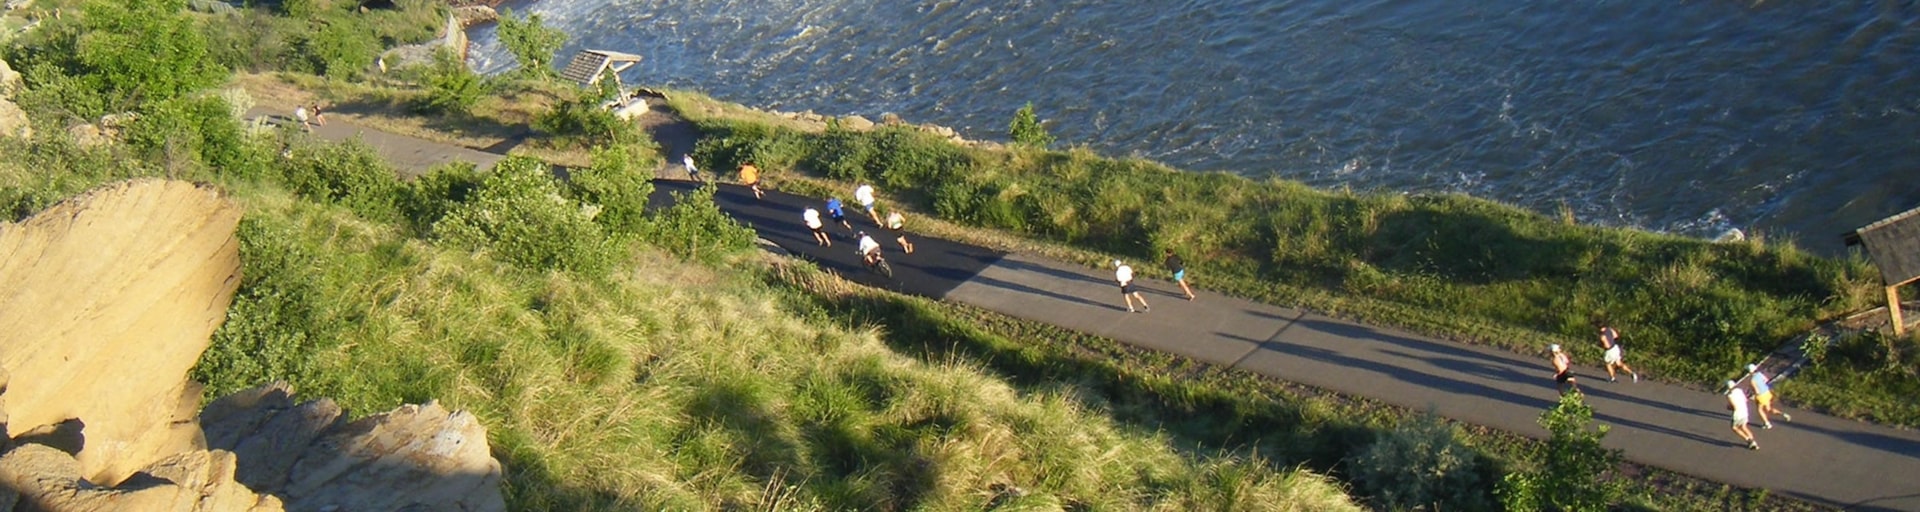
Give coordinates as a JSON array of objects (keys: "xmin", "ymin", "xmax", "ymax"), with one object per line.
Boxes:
[{"xmin": 686, "ymin": 116, "xmax": 1896, "ymax": 417}]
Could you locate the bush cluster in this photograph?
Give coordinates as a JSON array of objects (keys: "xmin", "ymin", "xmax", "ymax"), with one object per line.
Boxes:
[
  {"xmin": 433, "ymin": 156, "xmax": 617, "ymax": 275},
  {"xmin": 1347, "ymin": 413, "xmax": 1498, "ymax": 510}
]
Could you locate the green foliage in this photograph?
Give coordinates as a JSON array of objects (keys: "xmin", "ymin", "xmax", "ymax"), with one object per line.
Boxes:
[
  {"xmin": 302, "ymin": 13, "xmax": 378, "ymax": 79},
  {"xmin": 496, "ymin": 8, "xmax": 568, "ymax": 80},
  {"xmin": 416, "ymin": 48, "xmax": 489, "ymax": 115},
  {"xmin": 7, "ymin": 0, "xmax": 227, "ymax": 117},
  {"xmin": 123, "ymin": 95, "xmax": 264, "ymax": 175},
  {"xmin": 277, "ymin": 139, "xmax": 406, "ymax": 222},
  {"xmin": 644, "ymin": 183, "xmax": 756, "ymax": 263},
  {"xmin": 1348, "ymin": 413, "xmax": 1496, "ymax": 510},
  {"xmin": 402, "ymin": 161, "xmax": 484, "ymax": 236},
  {"xmin": 434, "ymin": 156, "xmax": 616, "ymax": 275},
  {"xmin": 532, "ymin": 73, "xmax": 636, "ymax": 146},
  {"xmin": 1499, "ymin": 393, "xmax": 1624, "ymax": 511},
  {"xmin": 193, "ymin": 215, "xmax": 339, "ymax": 398},
  {"xmin": 566, "ymin": 145, "xmax": 657, "ymax": 237},
  {"xmin": 1009, "ymin": 102, "xmax": 1054, "ymax": 149}
]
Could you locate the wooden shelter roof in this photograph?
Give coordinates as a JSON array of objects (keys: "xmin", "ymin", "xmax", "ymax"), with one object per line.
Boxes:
[{"xmin": 1847, "ymin": 204, "xmax": 1920, "ymax": 286}]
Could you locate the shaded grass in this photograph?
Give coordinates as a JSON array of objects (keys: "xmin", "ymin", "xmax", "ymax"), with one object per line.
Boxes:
[{"xmin": 682, "ymin": 116, "xmax": 1911, "ymax": 428}]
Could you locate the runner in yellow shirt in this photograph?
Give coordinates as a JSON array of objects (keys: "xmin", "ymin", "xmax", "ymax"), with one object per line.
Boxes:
[{"xmin": 739, "ymin": 161, "xmax": 763, "ymax": 199}]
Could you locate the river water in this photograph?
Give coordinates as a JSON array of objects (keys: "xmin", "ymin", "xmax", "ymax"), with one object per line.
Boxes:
[{"xmin": 470, "ymin": 0, "xmax": 1920, "ymax": 254}]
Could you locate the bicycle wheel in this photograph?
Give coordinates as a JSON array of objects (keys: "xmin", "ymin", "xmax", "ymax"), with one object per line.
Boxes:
[{"xmin": 875, "ymin": 258, "xmax": 894, "ymax": 279}]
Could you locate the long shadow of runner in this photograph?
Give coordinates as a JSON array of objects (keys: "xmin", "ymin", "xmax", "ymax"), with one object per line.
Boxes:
[
  {"xmin": 1292, "ymin": 318, "xmax": 1541, "ymax": 370},
  {"xmin": 969, "ymin": 275, "xmax": 1127, "ymax": 311},
  {"xmin": 997, "ymin": 256, "xmax": 1115, "ymax": 286}
]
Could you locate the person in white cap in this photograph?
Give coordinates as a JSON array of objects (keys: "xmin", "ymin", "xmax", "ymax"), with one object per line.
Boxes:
[
  {"xmin": 1747, "ymin": 364, "xmax": 1791, "ymax": 428},
  {"xmin": 1728, "ymin": 380, "xmax": 1759, "ymax": 450},
  {"xmin": 1114, "ymin": 260, "xmax": 1150, "ymax": 313},
  {"xmin": 1549, "ymin": 344, "xmax": 1577, "ymax": 394}
]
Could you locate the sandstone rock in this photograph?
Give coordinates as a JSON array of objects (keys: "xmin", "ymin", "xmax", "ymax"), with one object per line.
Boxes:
[
  {"xmin": 880, "ymin": 112, "xmax": 904, "ymax": 125},
  {"xmin": 200, "ymin": 382, "xmax": 347, "ymax": 492},
  {"xmin": 67, "ymin": 124, "xmax": 111, "ymax": 147},
  {"xmin": 0, "ymin": 98, "xmax": 30, "ymax": 140},
  {"xmin": 278, "ymin": 401, "xmax": 504, "ymax": 512},
  {"xmin": 0, "ymin": 57, "xmax": 22, "ymax": 99},
  {"xmin": 452, "ymin": 5, "xmax": 498, "ymax": 27},
  {"xmin": 0, "ymin": 444, "xmax": 283, "ymax": 512},
  {"xmin": 841, "ymin": 115, "xmax": 874, "ymax": 131},
  {"xmin": 0, "ymin": 179, "xmax": 243, "ymax": 485}
]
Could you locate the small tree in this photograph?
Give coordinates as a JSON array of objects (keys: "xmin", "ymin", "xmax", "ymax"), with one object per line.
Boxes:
[
  {"xmin": 1499, "ymin": 393, "xmax": 1624, "ymax": 511},
  {"xmin": 1008, "ymin": 102, "xmax": 1054, "ymax": 149},
  {"xmin": 497, "ymin": 8, "xmax": 568, "ymax": 80}
]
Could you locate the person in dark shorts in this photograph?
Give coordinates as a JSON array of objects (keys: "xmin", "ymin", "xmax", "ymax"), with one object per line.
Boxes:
[
  {"xmin": 1164, "ymin": 248, "xmax": 1195, "ymax": 300},
  {"xmin": 1550, "ymin": 344, "xmax": 1577, "ymax": 394},
  {"xmin": 1114, "ymin": 260, "xmax": 1150, "ymax": 313},
  {"xmin": 826, "ymin": 198, "xmax": 853, "ymax": 230},
  {"xmin": 803, "ymin": 207, "xmax": 830, "ymax": 246},
  {"xmin": 886, "ymin": 210, "xmax": 915, "ymax": 254}
]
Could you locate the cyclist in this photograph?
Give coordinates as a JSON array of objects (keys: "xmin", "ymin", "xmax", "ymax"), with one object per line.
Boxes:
[{"xmin": 856, "ymin": 231, "xmax": 883, "ymax": 268}]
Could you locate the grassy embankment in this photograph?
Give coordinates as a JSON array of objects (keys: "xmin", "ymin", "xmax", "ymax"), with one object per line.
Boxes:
[
  {"xmin": 668, "ymin": 98, "xmax": 1920, "ymax": 429},
  {"xmin": 0, "ymin": 1, "xmax": 1369, "ymax": 510}
]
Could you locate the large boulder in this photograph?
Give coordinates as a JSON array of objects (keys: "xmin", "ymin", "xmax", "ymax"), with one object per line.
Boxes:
[
  {"xmin": 0, "ymin": 179, "xmax": 242, "ymax": 485},
  {"xmin": 0, "ymin": 98, "xmax": 29, "ymax": 140},
  {"xmin": 202, "ymin": 383, "xmax": 506, "ymax": 512},
  {"xmin": 0, "ymin": 57, "xmax": 22, "ymax": 99}
]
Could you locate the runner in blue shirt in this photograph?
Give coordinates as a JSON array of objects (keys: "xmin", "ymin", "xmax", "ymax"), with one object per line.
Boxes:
[{"xmin": 825, "ymin": 198, "xmax": 853, "ymax": 230}]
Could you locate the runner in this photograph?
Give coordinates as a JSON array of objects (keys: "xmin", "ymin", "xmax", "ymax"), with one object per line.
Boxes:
[
  {"xmin": 1747, "ymin": 364, "xmax": 1792, "ymax": 428},
  {"xmin": 803, "ymin": 207, "xmax": 830, "ymax": 246},
  {"xmin": 1165, "ymin": 248, "xmax": 1195, "ymax": 300},
  {"xmin": 856, "ymin": 230, "xmax": 883, "ymax": 267},
  {"xmin": 1728, "ymin": 380, "xmax": 1759, "ymax": 450},
  {"xmin": 1114, "ymin": 260, "xmax": 1151, "ymax": 313},
  {"xmin": 1598, "ymin": 323, "xmax": 1640, "ymax": 383},
  {"xmin": 854, "ymin": 183, "xmax": 882, "ymax": 224},
  {"xmin": 886, "ymin": 210, "xmax": 914, "ymax": 254},
  {"xmin": 682, "ymin": 154, "xmax": 702, "ymax": 181},
  {"xmin": 1549, "ymin": 344, "xmax": 1577, "ymax": 394},
  {"xmin": 310, "ymin": 104, "xmax": 326, "ymax": 126},
  {"xmin": 739, "ymin": 161, "xmax": 764, "ymax": 199},
  {"xmin": 294, "ymin": 105, "xmax": 312, "ymax": 132},
  {"xmin": 825, "ymin": 198, "xmax": 853, "ymax": 230}
]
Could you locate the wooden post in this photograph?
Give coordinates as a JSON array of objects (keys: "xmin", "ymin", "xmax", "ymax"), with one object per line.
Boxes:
[{"xmin": 1891, "ymin": 285, "xmax": 1907, "ymax": 336}]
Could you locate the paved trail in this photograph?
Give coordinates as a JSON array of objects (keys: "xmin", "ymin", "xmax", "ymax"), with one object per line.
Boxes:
[{"xmin": 301, "ymin": 112, "xmax": 1920, "ymax": 511}]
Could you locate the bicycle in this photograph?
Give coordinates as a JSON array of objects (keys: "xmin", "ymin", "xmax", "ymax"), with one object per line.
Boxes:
[{"xmin": 864, "ymin": 251, "xmax": 894, "ymax": 279}]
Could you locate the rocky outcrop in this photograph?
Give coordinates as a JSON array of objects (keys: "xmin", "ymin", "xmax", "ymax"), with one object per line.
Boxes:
[
  {"xmin": 381, "ymin": 13, "xmax": 470, "ymax": 73},
  {"xmin": 0, "ymin": 179, "xmax": 507, "ymax": 511},
  {"xmin": 0, "ymin": 179, "xmax": 243, "ymax": 485},
  {"xmin": 0, "ymin": 98, "xmax": 28, "ymax": 140},
  {"xmin": 0, "ymin": 444, "xmax": 284, "ymax": 511},
  {"xmin": 0, "ymin": 57, "xmax": 22, "ymax": 99},
  {"xmin": 452, "ymin": 5, "xmax": 497, "ymax": 27},
  {"xmin": 201, "ymin": 382, "xmax": 506, "ymax": 512}
]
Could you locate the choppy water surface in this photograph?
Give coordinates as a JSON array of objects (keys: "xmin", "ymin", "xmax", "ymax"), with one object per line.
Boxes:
[{"xmin": 472, "ymin": 0, "xmax": 1920, "ymax": 253}]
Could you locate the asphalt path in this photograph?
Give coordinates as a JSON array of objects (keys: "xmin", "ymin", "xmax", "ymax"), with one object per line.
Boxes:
[{"xmin": 291, "ymin": 117, "xmax": 1920, "ymax": 511}]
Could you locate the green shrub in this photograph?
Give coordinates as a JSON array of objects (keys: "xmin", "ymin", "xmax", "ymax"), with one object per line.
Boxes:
[
  {"xmin": 532, "ymin": 71, "xmax": 635, "ymax": 146},
  {"xmin": 566, "ymin": 145, "xmax": 657, "ymax": 237},
  {"xmin": 644, "ymin": 183, "xmax": 756, "ymax": 263},
  {"xmin": 193, "ymin": 215, "xmax": 339, "ymax": 398},
  {"xmin": 1009, "ymin": 102, "xmax": 1054, "ymax": 149},
  {"xmin": 123, "ymin": 94, "xmax": 264, "ymax": 175},
  {"xmin": 277, "ymin": 139, "xmax": 405, "ymax": 222},
  {"xmin": 402, "ymin": 161, "xmax": 484, "ymax": 236},
  {"xmin": 1348, "ymin": 413, "xmax": 1496, "ymax": 510},
  {"xmin": 496, "ymin": 8, "xmax": 568, "ymax": 80},
  {"xmin": 1499, "ymin": 393, "xmax": 1624, "ymax": 511},
  {"xmin": 416, "ymin": 48, "xmax": 490, "ymax": 115},
  {"xmin": 302, "ymin": 14, "xmax": 379, "ymax": 80},
  {"xmin": 6, "ymin": 0, "xmax": 226, "ymax": 117},
  {"xmin": 434, "ymin": 156, "xmax": 616, "ymax": 275}
]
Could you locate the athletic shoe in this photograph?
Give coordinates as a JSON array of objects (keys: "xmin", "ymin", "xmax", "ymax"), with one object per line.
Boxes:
[
  {"xmin": 1748, "ymin": 441, "xmax": 1759, "ymax": 450},
  {"xmin": 1632, "ymin": 374, "xmax": 1639, "ymax": 383},
  {"xmin": 1763, "ymin": 423, "xmax": 1774, "ymax": 429},
  {"xmin": 1783, "ymin": 413, "xmax": 1793, "ymax": 422},
  {"xmin": 1609, "ymin": 377, "xmax": 1617, "ymax": 382},
  {"xmin": 1127, "ymin": 307, "xmax": 1136, "ymax": 313},
  {"xmin": 1142, "ymin": 306, "xmax": 1151, "ymax": 313}
]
